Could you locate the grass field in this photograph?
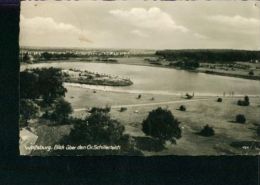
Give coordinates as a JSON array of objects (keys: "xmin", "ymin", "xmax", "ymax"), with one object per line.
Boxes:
[{"xmin": 61, "ymin": 86, "xmax": 260, "ymax": 155}]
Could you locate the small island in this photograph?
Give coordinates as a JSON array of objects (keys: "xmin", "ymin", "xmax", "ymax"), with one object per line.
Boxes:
[{"xmin": 62, "ymin": 68, "xmax": 133, "ymax": 86}]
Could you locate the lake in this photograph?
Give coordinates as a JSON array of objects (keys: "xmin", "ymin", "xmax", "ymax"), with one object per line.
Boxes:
[{"xmin": 23, "ymin": 61, "xmax": 260, "ymax": 96}]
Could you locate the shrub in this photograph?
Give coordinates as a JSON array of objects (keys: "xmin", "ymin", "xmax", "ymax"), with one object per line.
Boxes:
[
  {"xmin": 179, "ymin": 105, "xmax": 186, "ymax": 111},
  {"xmin": 243, "ymin": 101, "xmax": 250, "ymax": 106},
  {"xmin": 237, "ymin": 97, "xmax": 249, "ymax": 106},
  {"xmin": 89, "ymin": 106, "xmax": 111, "ymax": 113},
  {"xmin": 237, "ymin": 100, "xmax": 243, "ymax": 106},
  {"xmin": 236, "ymin": 114, "xmax": 246, "ymax": 124},
  {"xmin": 217, "ymin": 98, "xmax": 222, "ymax": 102},
  {"xmin": 199, "ymin": 125, "xmax": 215, "ymax": 137},
  {"xmin": 244, "ymin": 96, "xmax": 249, "ymax": 103},
  {"xmin": 249, "ymin": 70, "xmax": 254, "ymax": 76},
  {"xmin": 142, "ymin": 107, "xmax": 181, "ymax": 143},
  {"xmin": 120, "ymin": 107, "xmax": 127, "ymax": 112}
]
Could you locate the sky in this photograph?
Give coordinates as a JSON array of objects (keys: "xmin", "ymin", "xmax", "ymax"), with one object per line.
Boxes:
[{"xmin": 20, "ymin": 1, "xmax": 260, "ymax": 50}]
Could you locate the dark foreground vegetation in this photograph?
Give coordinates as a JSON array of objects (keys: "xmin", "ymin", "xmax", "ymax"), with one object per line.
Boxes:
[
  {"xmin": 20, "ymin": 68, "xmax": 184, "ymax": 155},
  {"xmin": 20, "ymin": 67, "xmax": 141, "ymax": 155},
  {"xmin": 53, "ymin": 110, "xmax": 142, "ymax": 155}
]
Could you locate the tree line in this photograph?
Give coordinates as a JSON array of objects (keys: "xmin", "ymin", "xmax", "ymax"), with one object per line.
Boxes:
[{"xmin": 156, "ymin": 49, "xmax": 260, "ymax": 63}]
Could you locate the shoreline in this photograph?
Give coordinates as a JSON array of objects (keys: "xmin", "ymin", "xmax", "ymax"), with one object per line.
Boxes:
[
  {"xmin": 64, "ymin": 82, "xmax": 260, "ymax": 97},
  {"xmin": 63, "ymin": 68, "xmax": 133, "ymax": 87},
  {"xmin": 197, "ymin": 70, "xmax": 260, "ymax": 81},
  {"xmin": 21, "ymin": 57, "xmax": 260, "ymax": 81}
]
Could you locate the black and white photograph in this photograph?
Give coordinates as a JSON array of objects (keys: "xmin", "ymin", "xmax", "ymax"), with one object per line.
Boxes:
[{"xmin": 19, "ymin": 1, "xmax": 260, "ymax": 156}]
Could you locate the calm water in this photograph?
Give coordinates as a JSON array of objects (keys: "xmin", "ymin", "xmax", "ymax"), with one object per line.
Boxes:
[{"xmin": 23, "ymin": 61, "xmax": 260, "ymax": 96}]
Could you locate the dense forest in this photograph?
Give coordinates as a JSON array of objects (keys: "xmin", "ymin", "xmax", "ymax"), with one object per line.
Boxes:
[{"xmin": 155, "ymin": 49, "xmax": 260, "ymax": 63}]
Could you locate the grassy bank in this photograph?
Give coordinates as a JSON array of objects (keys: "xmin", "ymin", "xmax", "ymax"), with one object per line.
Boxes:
[{"xmin": 65, "ymin": 87, "xmax": 260, "ymax": 155}]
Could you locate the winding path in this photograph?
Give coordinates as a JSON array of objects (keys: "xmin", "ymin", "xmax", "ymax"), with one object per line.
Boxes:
[{"xmin": 74, "ymin": 98, "xmax": 211, "ymax": 112}]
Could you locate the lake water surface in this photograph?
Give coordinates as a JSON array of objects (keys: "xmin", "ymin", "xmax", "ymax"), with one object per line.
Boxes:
[{"xmin": 23, "ymin": 61, "xmax": 260, "ymax": 96}]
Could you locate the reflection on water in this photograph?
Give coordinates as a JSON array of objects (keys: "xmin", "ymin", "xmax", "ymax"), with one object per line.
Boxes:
[{"xmin": 23, "ymin": 61, "xmax": 260, "ymax": 96}]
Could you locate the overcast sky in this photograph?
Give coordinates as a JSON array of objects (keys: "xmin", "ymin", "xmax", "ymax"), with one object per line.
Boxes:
[{"xmin": 20, "ymin": 1, "xmax": 260, "ymax": 50}]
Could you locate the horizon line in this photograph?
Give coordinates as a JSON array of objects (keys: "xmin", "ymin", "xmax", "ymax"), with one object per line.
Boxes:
[{"xmin": 19, "ymin": 45, "xmax": 260, "ymax": 52}]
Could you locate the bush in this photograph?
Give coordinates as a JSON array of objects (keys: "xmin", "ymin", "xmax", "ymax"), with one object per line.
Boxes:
[
  {"xmin": 237, "ymin": 98, "xmax": 249, "ymax": 106},
  {"xmin": 120, "ymin": 107, "xmax": 127, "ymax": 112},
  {"xmin": 244, "ymin": 101, "xmax": 250, "ymax": 106},
  {"xmin": 244, "ymin": 96, "xmax": 249, "ymax": 103},
  {"xmin": 179, "ymin": 105, "xmax": 186, "ymax": 111},
  {"xmin": 236, "ymin": 114, "xmax": 246, "ymax": 124},
  {"xmin": 142, "ymin": 107, "xmax": 181, "ymax": 143},
  {"xmin": 199, "ymin": 125, "xmax": 215, "ymax": 137},
  {"xmin": 237, "ymin": 100, "xmax": 243, "ymax": 106},
  {"xmin": 249, "ymin": 70, "xmax": 254, "ymax": 76},
  {"xmin": 89, "ymin": 106, "xmax": 111, "ymax": 113},
  {"xmin": 217, "ymin": 98, "xmax": 222, "ymax": 102}
]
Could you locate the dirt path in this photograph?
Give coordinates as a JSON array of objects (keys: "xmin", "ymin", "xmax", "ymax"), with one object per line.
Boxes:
[{"xmin": 74, "ymin": 98, "xmax": 211, "ymax": 112}]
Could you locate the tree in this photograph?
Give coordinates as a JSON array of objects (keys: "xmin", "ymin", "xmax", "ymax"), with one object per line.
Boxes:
[
  {"xmin": 32, "ymin": 67, "xmax": 67, "ymax": 104},
  {"xmin": 217, "ymin": 98, "xmax": 222, "ymax": 102},
  {"xmin": 237, "ymin": 96, "xmax": 250, "ymax": 106},
  {"xmin": 66, "ymin": 111, "xmax": 125, "ymax": 145},
  {"xmin": 199, "ymin": 125, "xmax": 215, "ymax": 137},
  {"xmin": 20, "ymin": 70, "xmax": 40, "ymax": 99},
  {"xmin": 46, "ymin": 98, "xmax": 73, "ymax": 124},
  {"xmin": 249, "ymin": 70, "xmax": 254, "ymax": 76},
  {"xmin": 244, "ymin": 96, "xmax": 250, "ymax": 104},
  {"xmin": 22, "ymin": 52, "xmax": 30, "ymax": 63},
  {"xmin": 236, "ymin": 114, "xmax": 246, "ymax": 124},
  {"xmin": 59, "ymin": 111, "xmax": 139, "ymax": 155},
  {"xmin": 41, "ymin": 52, "xmax": 52, "ymax": 60},
  {"xmin": 20, "ymin": 99, "xmax": 40, "ymax": 126},
  {"xmin": 179, "ymin": 105, "xmax": 186, "ymax": 111},
  {"xmin": 142, "ymin": 107, "xmax": 181, "ymax": 143}
]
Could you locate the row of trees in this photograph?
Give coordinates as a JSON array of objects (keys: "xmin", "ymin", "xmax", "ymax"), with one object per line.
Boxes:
[
  {"xmin": 156, "ymin": 49, "xmax": 260, "ymax": 63},
  {"xmin": 41, "ymin": 52, "xmax": 78, "ymax": 60},
  {"xmin": 170, "ymin": 59, "xmax": 200, "ymax": 69}
]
